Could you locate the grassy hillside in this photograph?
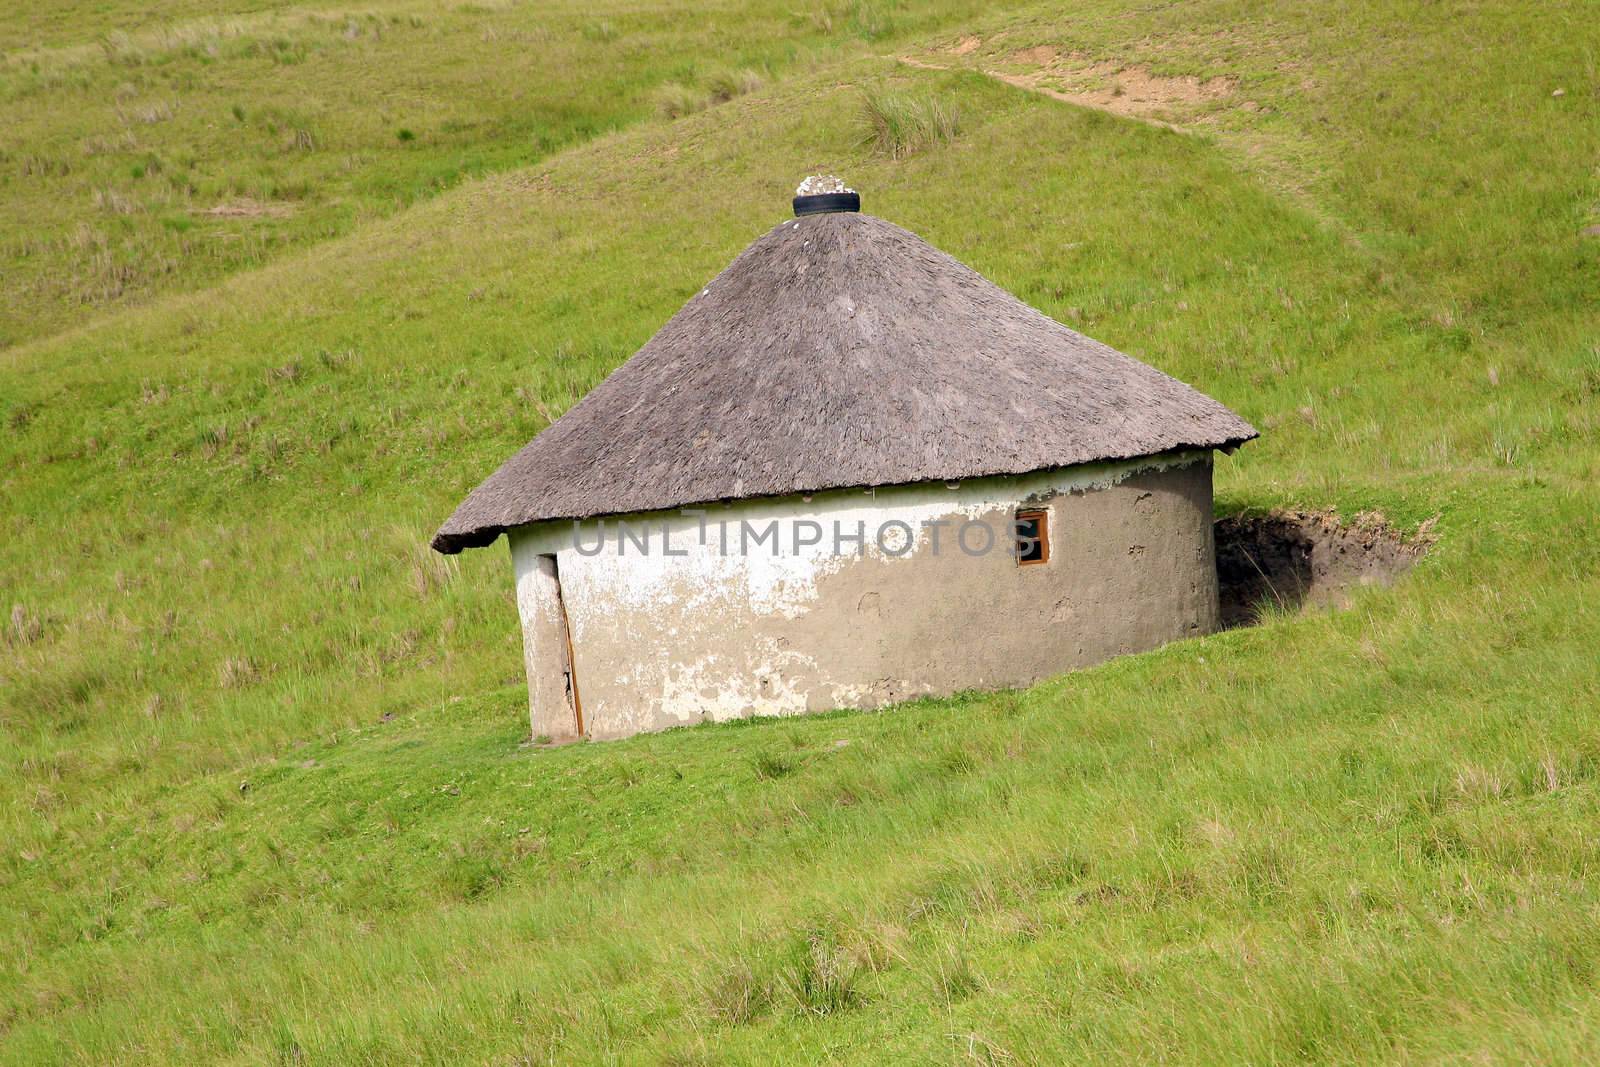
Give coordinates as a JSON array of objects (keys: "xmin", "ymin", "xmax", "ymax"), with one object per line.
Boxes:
[
  {"xmin": 3, "ymin": 0, "xmax": 1599, "ymax": 1061},
  {"xmin": 0, "ymin": 0, "xmax": 986, "ymax": 347}
]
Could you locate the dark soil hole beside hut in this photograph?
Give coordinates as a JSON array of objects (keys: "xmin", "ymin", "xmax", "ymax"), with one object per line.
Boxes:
[{"xmin": 1214, "ymin": 511, "xmax": 1430, "ymax": 628}]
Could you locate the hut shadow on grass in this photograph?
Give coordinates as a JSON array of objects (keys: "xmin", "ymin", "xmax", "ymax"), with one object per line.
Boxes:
[{"xmin": 1214, "ymin": 511, "xmax": 1430, "ymax": 628}]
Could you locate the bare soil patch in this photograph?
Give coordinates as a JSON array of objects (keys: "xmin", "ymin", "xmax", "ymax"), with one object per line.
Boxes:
[
  {"xmin": 1004, "ymin": 51, "xmax": 1235, "ymax": 125},
  {"xmin": 1009, "ymin": 45, "xmax": 1058, "ymax": 66},
  {"xmin": 1215, "ymin": 511, "xmax": 1432, "ymax": 628},
  {"xmin": 903, "ymin": 47, "xmax": 1235, "ymax": 131}
]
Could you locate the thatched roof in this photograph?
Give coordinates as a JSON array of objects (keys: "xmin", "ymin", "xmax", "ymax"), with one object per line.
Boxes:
[{"xmin": 433, "ymin": 211, "xmax": 1256, "ymax": 553}]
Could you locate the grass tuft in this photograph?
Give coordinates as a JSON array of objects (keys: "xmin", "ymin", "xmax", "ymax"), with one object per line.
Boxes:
[
  {"xmin": 652, "ymin": 81, "xmax": 711, "ymax": 118},
  {"xmin": 702, "ymin": 957, "xmax": 772, "ymax": 1025},
  {"xmin": 778, "ymin": 927, "xmax": 864, "ymax": 1016},
  {"xmin": 931, "ymin": 941, "xmax": 981, "ymax": 1004},
  {"xmin": 706, "ymin": 66, "xmax": 766, "ymax": 102},
  {"xmin": 860, "ymin": 87, "xmax": 961, "ymax": 158},
  {"xmin": 751, "ymin": 749, "xmax": 797, "ymax": 780}
]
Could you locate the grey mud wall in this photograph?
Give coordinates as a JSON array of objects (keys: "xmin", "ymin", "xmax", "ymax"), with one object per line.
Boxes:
[{"xmin": 508, "ymin": 452, "xmax": 1219, "ymax": 740}]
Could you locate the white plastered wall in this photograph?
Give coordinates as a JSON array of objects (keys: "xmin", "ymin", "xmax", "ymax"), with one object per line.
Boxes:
[{"xmin": 508, "ymin": 451, "xmax": 1217, "ymax": 739}]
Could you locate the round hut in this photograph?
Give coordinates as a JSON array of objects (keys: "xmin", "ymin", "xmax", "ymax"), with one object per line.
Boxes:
[{"xmin": 433, "ymin": 180, "xmax": 1256, "ymax": 741}]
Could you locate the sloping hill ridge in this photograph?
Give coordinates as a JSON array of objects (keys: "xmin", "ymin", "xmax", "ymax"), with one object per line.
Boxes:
[
  {"xmin": 2, "ymin": 1, "xmax": 1600, "ymax": 1061},
  {"xmin": 0, "ymin": 0, "xmax": 992, "ymax": 347}
]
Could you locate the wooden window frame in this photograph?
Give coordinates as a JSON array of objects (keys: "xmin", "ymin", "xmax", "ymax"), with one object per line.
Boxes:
[{"xmin": 1016, "ymin": 508, "xmax": 1050, "ymax": 566}]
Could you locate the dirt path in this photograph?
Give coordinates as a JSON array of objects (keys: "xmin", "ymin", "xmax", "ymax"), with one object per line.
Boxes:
[
  {"xmin": 894, "ymin": 53, "xmax": 1226, "ymax": 136},
  {"xmin": 895, "ymin": 45, "xmax": 1359, "ymax": 244}
]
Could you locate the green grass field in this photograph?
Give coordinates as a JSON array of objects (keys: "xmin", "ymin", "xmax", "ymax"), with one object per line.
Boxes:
[{"xmin": 3, "ymin": 0, "xmax": 1599, "ymax": 1061}]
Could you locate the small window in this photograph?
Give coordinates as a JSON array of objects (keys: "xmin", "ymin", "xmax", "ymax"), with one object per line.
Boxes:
[{"xmin": 1015, "ymin": 509, "xmax": 1049, "ymax": 565}]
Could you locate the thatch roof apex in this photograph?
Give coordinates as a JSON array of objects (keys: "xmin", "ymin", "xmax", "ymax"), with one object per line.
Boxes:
[{"xmin": 433, "ymin": 211, "xmax": 1255, "ymax": 553}]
